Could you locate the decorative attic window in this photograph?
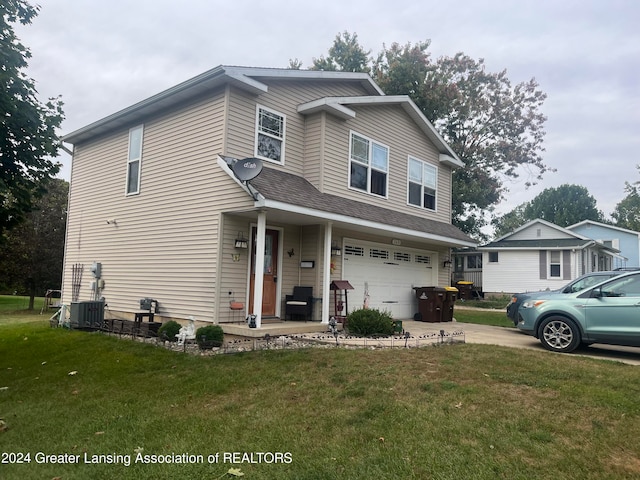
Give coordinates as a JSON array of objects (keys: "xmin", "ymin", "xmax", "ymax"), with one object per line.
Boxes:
[
  {"xmin": 408, "ymin": 156, "xmax": 437, "ymax": 211},
  {"xmin": 255, "ymin": 105, "xmax": 285, "ymax": 164},
  {"xmin": 349, "ymin": 131, "xmax": 388, "ymax": 197},
  {"xmin": 126, "ymin": 125, "xmax": 143, "ymax": 195}
]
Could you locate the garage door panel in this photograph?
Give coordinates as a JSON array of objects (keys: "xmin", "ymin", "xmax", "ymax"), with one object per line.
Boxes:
[{"xmin": 342, "ymin": 240, "xmax": 437, "ymax": 319}]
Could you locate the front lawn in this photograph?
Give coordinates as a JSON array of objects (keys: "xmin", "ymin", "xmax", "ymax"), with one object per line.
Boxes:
[{"xmin": 1, "ymin": 319, "xmax": 639, "ymax": 479}]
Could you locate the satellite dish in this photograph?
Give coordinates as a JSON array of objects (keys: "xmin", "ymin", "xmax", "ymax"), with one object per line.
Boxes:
[{"xmin": 232, "ymin": 157, "xmax": 263, "ymax": 182}]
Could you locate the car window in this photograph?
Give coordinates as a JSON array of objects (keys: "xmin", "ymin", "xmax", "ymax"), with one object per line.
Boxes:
[
  {"xmin": 600, "ymin": 275, "xmax": 640, "ymax": 297},
  {"xmin": 567, "ymin": 274, "xmax": 614, "ymax": 293}
]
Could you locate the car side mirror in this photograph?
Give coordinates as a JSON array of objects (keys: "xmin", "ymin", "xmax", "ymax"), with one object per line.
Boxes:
[{"xmin": 591, "ymin": 288, "xmax": 603, "ymax": 299}]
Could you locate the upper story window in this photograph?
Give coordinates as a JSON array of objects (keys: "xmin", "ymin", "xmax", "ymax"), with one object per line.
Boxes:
[
  {"xmin": 349, "ymin": 132, "xmax": 388, "ymax": 197},
  {"xmin": 408, "ymin": 156, "xmax": 437, "ymax": 211},
  {"xmin": 255, "ymin": 105, "xmax": 285, "ymax": 164},
  {"xmin": 126, "ymin": 125, "xmax": 143, "ymax": 195}
]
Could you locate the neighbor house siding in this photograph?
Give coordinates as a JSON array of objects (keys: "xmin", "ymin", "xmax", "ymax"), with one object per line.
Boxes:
[
  {"xmin": 482, "ymin": 250, "xmax": 576, "ymax": 294},
  {"xmin": 62, "ymin": 91, "xmax": 253, "ymax": 323},
  {"xmin": 509, "ymin": 224, "xmax": 575, "ymax": 241}
]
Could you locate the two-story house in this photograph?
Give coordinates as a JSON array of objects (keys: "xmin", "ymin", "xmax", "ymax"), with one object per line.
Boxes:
[{"xmin": 61, "ymin": 66, "xmax": 475, "ymax": 328}]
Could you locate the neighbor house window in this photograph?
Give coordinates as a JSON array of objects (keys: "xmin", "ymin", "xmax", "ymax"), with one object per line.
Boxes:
[
  {"xmin": 126, "ymin": 125, "xmax": 143, "ymax": 195},
  {"xmin": 489, "ymin": 252, "xmax": 499, "ymax": 263},
  {"xmin": 467, "ymin": 254, "xmax": 482, "ymax": 269},
  {"xmin": 349, "ymin": 132, "xmax": 389, "ymax": 197},
  {"xmin": 408, "ymin": 157, "xmax": 437, "ymax": 210},
  {"xmin": 255, "ymin": 105, "xmax": 285, "ymax": 164},
  {"xmin": 549, "ymin": 251, "xmax": 561, "ymax": 277}
]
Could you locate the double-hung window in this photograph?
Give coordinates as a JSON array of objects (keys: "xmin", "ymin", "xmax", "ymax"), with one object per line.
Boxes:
[
  {"xmin": 408, "ymin": 156, "xmax": 437, "ymax": 210},
  {"xmin": 126, "ymin": 125, "xmax": 143, "ymax": 195},
  {"xmin": 349, "ymin": 132, "xmax": 388, "ymax": 197},
  {"xmin": 256, "ymin": 105, "xmax": 285, "ymax": 164},
  {"xmin": 549, "ymin": 251, "xmax": 561, "ymax": 278}
]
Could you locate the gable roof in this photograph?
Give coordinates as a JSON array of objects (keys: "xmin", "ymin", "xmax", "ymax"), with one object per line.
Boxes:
[
  {"xmin": 567, "ymin": 220, "xmax": 640, "ymax": 237},
  {"xmin": 62, "ymin": 66, "xmax": 384, "ymax": 145},
  {"xmin": 219, "ymin": 159, "xmax": 476, "ymax": 248},
  {"xmin": 480, "ymin": 218, "xmax": 620, "ymax": 253},
  {"xmin": 298, "ymin": 96, "xmax": 463, "ymax": 168}
]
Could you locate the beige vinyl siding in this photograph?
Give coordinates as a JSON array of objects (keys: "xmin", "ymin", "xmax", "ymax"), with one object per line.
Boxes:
[
  {"xmin": 302, "ymin": 112, "xmax": 324, "ymax": 190},
  {"xmin": 225, "ymin": 81, "xmax": 372, "ymax": 177},
  {"xmin": 62, "ymin": 91, "xmax": 254, "ymax": 323},
  {"xmin": 320, "ymin": 104, "xmax": 452, "ymax": 223}
]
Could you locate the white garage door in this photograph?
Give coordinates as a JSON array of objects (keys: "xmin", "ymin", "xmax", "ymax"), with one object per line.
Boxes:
[{"xmin": 342, "ymin": 239, "xmax": 437, "ymax": 319}]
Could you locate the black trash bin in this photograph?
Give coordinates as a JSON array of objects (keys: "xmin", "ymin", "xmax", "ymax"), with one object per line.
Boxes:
[
  {"xmin": 456, "ymin": 281, "xmax": 473, "ymax": 300},
  {"xmin": 413, "ymin": 287, "xmax": 446, "ymax": 322},
  {"xmin": 441, "ymin": 287, "xmax": 458, "ymax": 322}
]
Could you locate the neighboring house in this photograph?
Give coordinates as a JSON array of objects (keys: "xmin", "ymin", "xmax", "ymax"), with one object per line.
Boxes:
[
  {"xmin": 567, "ymin": 220, "xmax": 640, "ymax": 269},
  {"xmin": 451, "ymin": 248, "xmax": 483, "ymax": 290},
  {"xmin": 479, "ymin": 219, "xmax": 619, "ymax": 295},
  {"xmin": 61, "ymin": 65, "xmax": 476, "ymax": 328}
]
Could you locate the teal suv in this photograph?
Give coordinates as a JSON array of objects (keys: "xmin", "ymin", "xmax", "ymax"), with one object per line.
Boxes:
[{"xmin": 517, "ymin": 271, "xmax": 640, "ymax": 353}]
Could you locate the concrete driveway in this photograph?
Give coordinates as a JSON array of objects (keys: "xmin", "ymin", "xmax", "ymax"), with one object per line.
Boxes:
[{"xmin": 400, "ymin": 319, "xmax": 640, "ymax": 366}]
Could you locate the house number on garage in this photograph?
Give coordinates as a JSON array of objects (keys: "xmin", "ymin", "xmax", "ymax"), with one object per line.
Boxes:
[{"xmin": 392, "ymin": 239, "xmax": 402, "ymax": 246}]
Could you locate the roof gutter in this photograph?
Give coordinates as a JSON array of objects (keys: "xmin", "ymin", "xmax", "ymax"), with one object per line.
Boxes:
[{"xmin": 254, "ymin": 197, "xmax": 476, "ymax": 248}]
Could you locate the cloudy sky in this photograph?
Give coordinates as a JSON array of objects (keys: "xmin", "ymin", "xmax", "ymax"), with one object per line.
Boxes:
[{"xmin": 15, "ymin": 0, "xmax": 640, "ymax": 221}]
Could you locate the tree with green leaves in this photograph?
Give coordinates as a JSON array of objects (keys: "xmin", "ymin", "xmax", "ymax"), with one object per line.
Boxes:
[
  {"xmin": 305, "ymin": 34, "xmax": 549, "ymax": 239},
  {"xmin": 0, "ymin": 178, "xmax": 68, "ymax": 309},
  {"xmin": 611, "ymin": 165, "xmax": 640, "ymax": 231},
  {"xmin": 1, "ymin": 0, "xmax": 64, "ymax": 235},
  {"xmin": 311, "ymin": 31, "xmax": 371, "ymax": 73},
  {"xmin": 492, "ymin": 184, "xmax": 603, "ymax": 237}
]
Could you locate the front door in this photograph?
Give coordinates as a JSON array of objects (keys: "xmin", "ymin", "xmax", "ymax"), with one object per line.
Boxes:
[{"xmin": 249, "ymin": 228, "xmax": 279, "ymax": 316}]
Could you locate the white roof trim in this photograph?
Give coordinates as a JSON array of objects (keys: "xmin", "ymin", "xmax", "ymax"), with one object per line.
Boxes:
[
  {"xmin": 63, "ymin": 65, "xmax": 383, "ymax": 144},
  {"xmin": 492, "ymin": 218, "xmax": 590, "ymax": 243},
  {"xmin": 567, "ymin": 219, "xmax": 640, "ymax": 237},
  {"xmin": 256, "ymin": 198, "xmax": 476, "ymax": 248},
  {"xmin": 297, "ymin": 98, "xmax": 356, "ymax": 120},
  {"xmin": 297, "ymin": 95, "xmax": 464, "ymax": 168}
]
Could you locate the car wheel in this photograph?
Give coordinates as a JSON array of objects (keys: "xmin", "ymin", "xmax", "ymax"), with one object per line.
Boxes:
[{"xmin": 538, "ymin": 316, "xmax": 581, "ymax": 353}]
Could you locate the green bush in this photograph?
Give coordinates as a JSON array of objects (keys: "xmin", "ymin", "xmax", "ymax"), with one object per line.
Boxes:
[
  {"xmin": 158, "ymin": 320, "xmax": 181, "ymax": 342},
  {"xmin": 346, "ymin": 308, "xmax": 394, "ymax": 337},
  {"xmin": 196, "ymin": 325, "xmax": 224, "ymax": 349}
]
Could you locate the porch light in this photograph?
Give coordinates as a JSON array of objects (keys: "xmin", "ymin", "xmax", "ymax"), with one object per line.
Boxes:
[
  {"xmin": 331, "ymin": 246, "xmax": 341, "ymax": 256},
  {"xmin": 234, "ymin": 233, "xmax": 248, "ymax": 249}
]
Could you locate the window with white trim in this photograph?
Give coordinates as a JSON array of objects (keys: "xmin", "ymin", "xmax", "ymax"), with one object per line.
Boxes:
[
  {"xmin": 126, "ymin": 125, "xmax": 143, "ymax": 195},
  {"xmin": 408, "ymin": 156, "xmax": 437, "ymax": 210},
  {"xmin": 349, "ymin": 132, "xmax": 389, "ymax": 197},
  {"xmin": 549, "ymin": 251, "xmax": 561, "ymax": 278},
  {"xmin": 255, "ymin": 105, "xmax": 285, "ymax": 164}
]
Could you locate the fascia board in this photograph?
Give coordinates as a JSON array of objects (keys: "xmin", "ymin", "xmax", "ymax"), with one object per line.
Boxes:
[
  {"xmin": 297, "ymin": 98, "xmax": 356, "ymax": 119},
  {"xmin": 255, "ymin": 198, "xmax": 477, "ymax": 248},
  {"xmin": 321, "ymin": 96, "xmax": 464, "ymax": 167}
]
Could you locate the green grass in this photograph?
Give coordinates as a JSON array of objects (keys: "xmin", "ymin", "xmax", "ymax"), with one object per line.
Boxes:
[
  {"xmin": 1, "ymin": 314, "xmax": 639, "ymax": 479},
  {"xmin": 0, "ymin": 295, "xmax": 47, "ymax": 324},
  {"xmin": 453, "ymin": 308, "xmax": 514, "ymax": 328}
]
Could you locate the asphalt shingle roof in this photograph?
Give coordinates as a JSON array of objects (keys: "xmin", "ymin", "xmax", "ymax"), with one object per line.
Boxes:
[{"xmin": 250, "ymin": 168, "xmax": 475, "ymax": 244}]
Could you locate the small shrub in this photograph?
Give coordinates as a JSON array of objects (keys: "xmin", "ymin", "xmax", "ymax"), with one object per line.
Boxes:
[
  {"xmin": 346, "ymin": 308, "xmax": 394, "ymax": 337},
  {"xmin": 196, "ymin": 325, "xmax": 224, "ymax": 349},
  {"xmin": 158, "ymin": 320, "xmax": 181, "ymax": 342}
]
